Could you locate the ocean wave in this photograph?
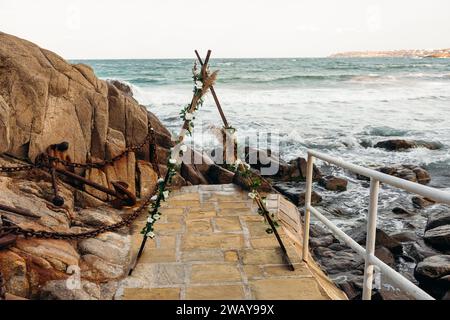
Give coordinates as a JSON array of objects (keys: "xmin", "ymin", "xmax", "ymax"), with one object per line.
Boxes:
[{"xmin": 361, "ymin": 126, "xmax": 410, "ymax": 137}]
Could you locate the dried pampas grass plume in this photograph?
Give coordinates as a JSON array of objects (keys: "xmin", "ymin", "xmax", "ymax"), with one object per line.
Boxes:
[{"xmin": 201, "ymin": 70, "xmax": 219, "ymax": 94}]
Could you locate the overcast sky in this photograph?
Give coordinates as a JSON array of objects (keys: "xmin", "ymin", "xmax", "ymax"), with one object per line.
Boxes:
[{"xmin": 1, "ymin": 0, "xmax": 449, "ymax": 59}]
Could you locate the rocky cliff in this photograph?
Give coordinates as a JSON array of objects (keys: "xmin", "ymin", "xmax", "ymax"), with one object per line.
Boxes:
[{"xmin": 0, "ymin": 32, "xmax": 215, "ymax": 299}]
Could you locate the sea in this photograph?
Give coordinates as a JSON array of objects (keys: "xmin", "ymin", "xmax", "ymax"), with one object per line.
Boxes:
[{"xmin": 73, "ymin": 57, "xmax": 450, "ymax": 235}]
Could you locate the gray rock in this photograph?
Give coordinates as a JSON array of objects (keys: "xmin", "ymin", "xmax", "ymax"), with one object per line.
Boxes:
[
  {"xmin": 426, "ymin": 210, "xmax": 450, "ymax": 231},
  {"xmin": 298, "ymin": 190, "xmax": 322, "ymax": 206},
  {"xmin": 415, "ymin": 255, "xmax": 450, "ymax": 280},
  {"xmin": 78, "ymin": 232, "xmax": 130, "ymax": 266},
  {"xmin": 318, "ymin": 175, "xmax": 348, "ymax": 192},
  {"xmin": 375, "ymin": 246, "xmax": 395, "ymax": 267},
  {"xmin": 391, "ymin": 231, "xmax": 418, "ymax": 243},
  {"xmin": 378, "ymin": 165, "xmax": 431, "ymax": 185},
  {"xmin": 424, "ymin": 225, "xmax": 450, "ymax": 250},
  {"xmin": 392, "ymin": 207, "xmax": 413, "ymax": 215},
  {"xmin": 347, "ymin": 226, "xmax": 403, "ymax": 254},
  {"xmin": 40, "ymin": 280, "xmax": 99, "ymax": 300},
  {"xmin": 374, "ymin": 139, "xmax": 442, "ymax": 151},
  {"xmin": 310, "ymin": 235, "xmax": 335, "ymax": 248},
  {"xmin": 412, "ymin": 196, "xmax": 436, "ymax": 209},
  {"xmin": 403, "ymin": 241, "xmax": 439, "ymax": 263},
  {"xmin": 75, "ymin": 207, "xmax": 122, "ymax": 227}
]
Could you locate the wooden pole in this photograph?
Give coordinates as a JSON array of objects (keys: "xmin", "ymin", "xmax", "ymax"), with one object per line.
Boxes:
[
  {"xmin": 194, "ymin": 50, "xmax": 229, "ymax": 128},
  {"xmin": 254, "ymin": 194, "xmax": 295, "ymax": 271}
]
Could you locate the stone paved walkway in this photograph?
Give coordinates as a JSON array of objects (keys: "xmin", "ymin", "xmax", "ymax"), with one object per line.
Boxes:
[{"xmin": 116, "ymin": 184, "xmax": 345, "ymax": 300}]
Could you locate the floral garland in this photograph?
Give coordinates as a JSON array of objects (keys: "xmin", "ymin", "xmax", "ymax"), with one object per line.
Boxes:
[
  {"xmin": 141, "ymin": 61, "xmax": 214, "ymax": 239},
  {"xmin": 179, "ymin": 62, "xmax": 207, "ymax": 136},
  {"xmin": 140, "ymin": 158, "xmax": 178, "ymax": 239},
  {"xmin": 233, "ymin": 158, "xmax": 281, "ymax": 235}
]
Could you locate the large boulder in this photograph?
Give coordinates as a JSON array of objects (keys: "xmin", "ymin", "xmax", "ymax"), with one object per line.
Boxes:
[{"xmin": 374, "ymin": 139, "xmax": 442, "ymax": 151}]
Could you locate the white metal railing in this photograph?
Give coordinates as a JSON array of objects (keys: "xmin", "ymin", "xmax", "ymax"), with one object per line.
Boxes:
[{"xmin": 301, "ymin": 150, "xmax": 448, "ymax": 300}]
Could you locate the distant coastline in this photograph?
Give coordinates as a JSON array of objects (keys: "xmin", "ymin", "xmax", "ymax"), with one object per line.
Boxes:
[{"xmin": 330, "ymin": 48, "xmax": 450, "ymax": 58}]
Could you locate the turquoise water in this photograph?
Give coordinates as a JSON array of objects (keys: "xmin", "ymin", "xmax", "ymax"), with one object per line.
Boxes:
[
  {"xmin": 73, "ymin": 57, "xmax": 450, "ymax": 233},
  {"xmin": 75, "ymin": 58, "xmax": 450, "ymax": 183}
]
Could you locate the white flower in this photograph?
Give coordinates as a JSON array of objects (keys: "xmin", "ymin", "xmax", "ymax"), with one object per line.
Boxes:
[
  {"xmin": 234, "ymin": 159, "xmax": 242, "ymax": 166},
  {"xmin": 169, "ymin": 158, "xmax": 177, "ymax": 165},
  {"xmin": 184, "ymin": 112, "xmax": 194, "ymax": 121},
  {"xmin": 146, "ymin": 231, "xmax": 155, "ymax": 238},
  {"xmin": 244, "ymin": 163, "xmax": 251, "ymax": 170},
  {"xmin": 153, "ymin": 214, "xmax": 161, "ymax": 220},
  {"xmin": 163, "ymin": 191, "xmax": 169, "ymax": 200},
  {"xmin": 150, "ymin": 195, "xmax": 158, "ymax": 201},
  {"xmin": 157, "ymin": 178, "xmax": 164, "ymax": 184},
  {"xmin": 248, "ymin": 192, "xmax": 256, "ymax": 199},
  {"xmin": 147, "ymin": 217, "xmax": 154, "ymax": 223},
  {"xmin": 180, "ymin": 144, "xmax": 188, "ymax": 153}
]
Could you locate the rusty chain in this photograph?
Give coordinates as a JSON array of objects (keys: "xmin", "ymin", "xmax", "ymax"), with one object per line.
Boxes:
[
  {"xmin": 0, "ymin": 122, "xmax": 156, "ymax": 172},
  {"xmin": 0, "ymin": 124, "xmax": 160, "ymax": 242},
  {"xmin": 1, "ymin": 185, "xmax": 155, "ymax": 241}
]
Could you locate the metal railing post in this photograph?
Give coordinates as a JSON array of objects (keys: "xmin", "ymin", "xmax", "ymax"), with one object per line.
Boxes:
[
  {"xmin": 362, "ymin": 178, "xmax": 380, "ymax": 300},
  {"xmin": 302, "ymin": 153, "xmax": 314, "ymax": 262}
]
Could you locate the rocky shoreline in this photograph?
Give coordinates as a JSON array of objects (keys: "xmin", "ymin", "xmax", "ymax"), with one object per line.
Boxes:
[
  {"xmin": 245, "ymin": 145, "xmax": 450, "ymax": 300},
  {"xmin": 1, "ymin": 31, "xmax": 449, "ymax": 300},
  {"xmin": 0, "ymin": 32, "xmax": 237, "ymax": 299}
]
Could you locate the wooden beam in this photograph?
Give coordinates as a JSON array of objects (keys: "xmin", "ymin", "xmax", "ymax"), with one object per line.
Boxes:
[{"xmin": 194, "ymin": 50, "xmax": 229, "ymax": 128}]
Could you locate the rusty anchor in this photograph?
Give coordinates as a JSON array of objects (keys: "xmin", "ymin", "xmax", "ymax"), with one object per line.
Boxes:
[{"xmin": 55, "ymin": 168, "xmax": 136, "ymax": 208}]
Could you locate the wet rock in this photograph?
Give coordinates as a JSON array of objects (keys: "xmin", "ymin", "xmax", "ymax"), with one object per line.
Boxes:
[
  {"xmin": 402, "ymin": 240, "xmax": 439, "ymax": 263},
  {"xmin": 392, "ymin": 207, "xmax": 413, "ymax": 215},
  {"xmin": 412, "ymin": 196, "xmax": 435, "ymax": 208},
  {"xmin": 181, "ymin": 162, "xmax": 209, "ymax": 185},
  {"xmin": 289, "ymin": 157, "xmax": 322, "ymax": 181},
  {"xmin": 318, "ymin": 175, "xmax": 348, "ymax": 192},
  {"xmin": 206, "ymin": 164, "xmax": 235, "ymax": 184},
  {"xmin": 374, "ymin": 139, "xmax": 442, "ymax": 151},
  {"xmin": 310, "ymin": 235, "xmax": 335, "ymax": 248},
  {"xmin": 415, "ymin": 255, "xmax": 450, "ymax": 281},
  {"xmin": 442, "ymin": 290, "xmax": 450, "ymax": 300},
  {"xmin": 375, "ymin": 246, "xmax": 395, "ymax": 267},
  {"xmin": 298, "ymin": 190, "xmax": 322, "ymax": 206},
  {"xmin": 314, "ymin": 247, "xmax": 364, "ymax": 273},
  {"xmin": 424, "ymin": 225, "xmax": 450, "ymax": 250},
  {"xmin": 426, "ymin": 210, "xmax": 450, "ymax": 231},
  {"xmin": 347, "ymin": 226, "xmax": 402, "ymax": 255},
  {"xmin": 336, "ymin": 274, "xmax": 364, "ymax": 300},
  {"xmin": 391, "ymin": 231, "xmax": 418, "ymax": 243},
  {"xmin": 378, "ymin": 165, "xmax": 431, "ymax": 184},
  {"xmin": 373, "ymin": 289, "xmax": 415, "ymax": 300},
  {"xmin": 245, "ymin": 147, "xmax": 290, "ymax": 177}
]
